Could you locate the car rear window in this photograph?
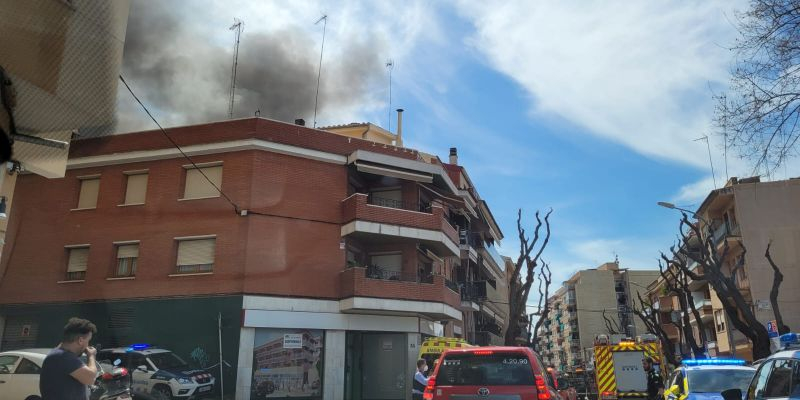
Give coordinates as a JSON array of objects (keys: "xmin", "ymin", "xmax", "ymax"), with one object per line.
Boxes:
[{"xmin": 437, "ymin": 352, "xmax": 535, "ymax": 386}]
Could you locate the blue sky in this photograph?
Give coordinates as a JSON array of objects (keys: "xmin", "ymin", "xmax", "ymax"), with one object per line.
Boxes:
[{"xmin": 118, "ymin": 1, "xmax": 800, "ymax": 308}]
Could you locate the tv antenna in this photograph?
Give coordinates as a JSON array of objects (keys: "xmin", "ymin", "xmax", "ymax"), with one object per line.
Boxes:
[
  {"xmin": 228, "ymin": 18, "xmax": 243, "ymax": 119},
  {"xmin": 313, "ymin": 14, "xmax": 328, "ymax": 128},
  {"xmin": 386, "ymin": 59, "xmax": 394, "ymax": 131},
  {"xmin": 695, "ymin": 135, "xmax": 717, "ymax": 189}
]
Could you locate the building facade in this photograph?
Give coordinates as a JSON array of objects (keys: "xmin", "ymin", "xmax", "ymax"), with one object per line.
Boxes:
[
  {"xmin": 0, "ymin": 117, "xmax": 505, "ymax": 400},
  {"xmin": 540, "ymin": 262, "xmax": 659, "ymax": 372}
]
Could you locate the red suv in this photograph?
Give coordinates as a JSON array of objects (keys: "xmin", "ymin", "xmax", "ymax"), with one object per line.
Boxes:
[{"xmin": 423, "ymin": 346, "xmax": 560, "ymax": 400}]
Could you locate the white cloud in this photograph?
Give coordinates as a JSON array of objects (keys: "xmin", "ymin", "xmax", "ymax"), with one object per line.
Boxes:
[
  {"xmin": 672, "ymin": 176, "xmax": 716, "ymax": 205},
  {"xmin": 453, "ymin": 1, "xmax": 744, "ymax": 168}
]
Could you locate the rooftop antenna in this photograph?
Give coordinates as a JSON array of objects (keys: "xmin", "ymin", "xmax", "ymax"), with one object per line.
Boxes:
[
  {"xmin": 228, "ymin": 18, "xmax": 243, "ymax": 119},
  {"xmin": 386, "ymin": 59, "xmax": 394, "ymax": 131},
  {"xmin": 695, "ymin": 135, "xmax": 717, "ymax": 188},
  {"xmin": 313, "ymin": 14, "xmax": 328, "ymax": 128}
]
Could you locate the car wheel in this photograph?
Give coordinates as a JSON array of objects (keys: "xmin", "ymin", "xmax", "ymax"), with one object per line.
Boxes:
[{"xmin": 151, "ymin": 385, "xmax": 173, "ymax": 400}]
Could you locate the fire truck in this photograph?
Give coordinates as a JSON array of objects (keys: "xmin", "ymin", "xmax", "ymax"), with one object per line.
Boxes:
[{"xmin": 593, "ymin": 334, "xmax": 663, "ymax": 399}]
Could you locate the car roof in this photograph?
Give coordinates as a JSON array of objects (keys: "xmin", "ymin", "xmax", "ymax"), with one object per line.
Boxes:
[
  {"xmin": 442, "ymin": 346, "xmax": 536, "ymax": 355},
  {"xmin": 100, "ymin": 347, "xmax": 171, "ymax": 355},
  {"xmin": 0, "ymin": 348, "xmax": 52, "ymax": 357},
  {"xmin": 767, "ymin": 350, "xmax": 800, "ymax": 360}
]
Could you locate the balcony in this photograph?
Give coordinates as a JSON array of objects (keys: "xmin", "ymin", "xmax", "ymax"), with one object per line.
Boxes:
[
  {"xmin": 711, "ymin": 222, "xmax": 742, "ymax": 250},
  {"xmin": 339, "ymin": 266, "xmax": 462, "ymax": 320},
  {"xmin": 461, "ymin": 232, "xmax": 505, "ymax": 279},
  {"xmin": 475, "ymin": 331, "xmax": 504, "ymax": 346},
  {"xmin": 659, "ymin": 296, "xmax": 675, "ymax": 311},
  {"xmin": 460, "ymin": 280, "xmax": 489, "ymax": 302},
  {"xmin": 341, "ymin": 193, "xmax": 460, "ymax": 256},
  {"xmin": 661, "ymin": 323, "xmax": 680, "ymax": 339}
]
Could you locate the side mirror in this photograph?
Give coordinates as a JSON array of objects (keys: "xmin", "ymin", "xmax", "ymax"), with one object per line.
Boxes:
[
  {"xmin": 136, "ymin": 365, "xmax": 149, "ymax": 372},
  {"xmin": 721, "ymin": 388, "xmax": 743, "ymax": 400}
]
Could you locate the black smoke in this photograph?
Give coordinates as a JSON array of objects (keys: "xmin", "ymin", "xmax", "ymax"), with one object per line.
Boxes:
[{"xmin": 115, "ymin": 0, "xmax": 385, "ymax": 132}]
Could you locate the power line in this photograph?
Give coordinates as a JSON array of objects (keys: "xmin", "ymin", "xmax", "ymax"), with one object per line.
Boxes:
[{"xmin": 119, "ymin": 75, "xmax": 239, "ymax": 214}]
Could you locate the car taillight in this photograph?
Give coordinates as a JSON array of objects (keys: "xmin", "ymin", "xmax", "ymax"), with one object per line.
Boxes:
[
  {"xmin": 535, "ymin": 376, "xmax": 550, "ymax": 400},
  {"xmin": 423, "ymin": 376, "xmax": 436, "ymax": 400},
  {"xmin": 474, "ymin": 350, "xmax": 494, "ymax": 355}
]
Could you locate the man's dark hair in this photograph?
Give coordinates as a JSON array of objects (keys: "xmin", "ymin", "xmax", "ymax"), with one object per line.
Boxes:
[
  {"xmin": 63, "ymin": 317, "xmax": 97, "ymax": 343},
  {"xmin": 643, "ymin": 356, "xmax": 654, "ymax": 364},
  {"xmin": 417, "ymin": 359, "xmax": 427, "ymax": 368}
]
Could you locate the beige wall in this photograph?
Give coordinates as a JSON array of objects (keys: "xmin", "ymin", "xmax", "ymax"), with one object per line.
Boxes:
[
  {"xmin": 575, "ymin": 269, "xmax": 619, "ymax": 351},
  {"xmin": 625, "ymin": 270, "xmax": 661, "ymax": 336},
  {"xmin": 734, "ymin": 180, "xmax": 800, "ymax": 332}
]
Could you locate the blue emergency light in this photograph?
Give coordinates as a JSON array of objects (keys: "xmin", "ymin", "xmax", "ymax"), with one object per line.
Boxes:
[
  {"xmin": 127, "ymin": 343, "xmax": 151, "ymax": 351},
  {"xmin": 780, "ymin": 332, "xmax": 799, "ymax": 348},
  {"xmin": 682, "ymin": 358, "xmax": 746, "ymax": 366}
]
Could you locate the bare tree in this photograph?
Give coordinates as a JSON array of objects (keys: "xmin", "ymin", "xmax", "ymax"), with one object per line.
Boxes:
[
  {"xmin": 667, "ymin": 214, "xmax": 776, "ymax": 360},
  {"xmin": 529, "ymin": 262, "xmax": 553, "ymax": 349},
  {"xmin": 603, "ymin": 309, "xmax": 622, "ymax": 335},
  {"xmin": 506, "ymin": 208, "xmax": 552, "ymax": 346},
  {"xmin": 765, "ymin": 241, "xmax": 791, "ymax": 335},
  {"xmin": 658, "ymin": 261, "xmax": 707, "ymax": 359},
  {"xmin": 632, "ymin": 291, "xmax": 679, "ymax": 367},
  {"xmin": 715, "ymin": 0, "xmax": 800, "ymax": 173}
]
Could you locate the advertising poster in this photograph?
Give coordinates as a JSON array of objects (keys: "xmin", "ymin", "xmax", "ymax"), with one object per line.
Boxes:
[{"xmin": 251, "ymin": 329, "xmax": 324, "ymax": 400}]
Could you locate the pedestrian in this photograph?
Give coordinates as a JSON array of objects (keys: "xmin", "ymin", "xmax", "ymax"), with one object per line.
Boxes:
[
  {"xmin": 40, "ymin": 317, "xmax": 99, "ymax": 400},
  {"xmin": 412, "ymin": 358, "xmax": 429, "ymax": 400},
  {"xmin": 642, "ymin": 356, "xmax": 664, "ymax": 400}
]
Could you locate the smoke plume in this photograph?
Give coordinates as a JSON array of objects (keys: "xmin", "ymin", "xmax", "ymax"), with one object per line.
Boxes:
[{"xmin": 115, "ymin": 0, "xmax": 385, "ymax": 132}]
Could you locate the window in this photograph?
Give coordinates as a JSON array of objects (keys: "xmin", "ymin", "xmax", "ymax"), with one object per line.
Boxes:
[
  {"xmin": 369, "ymin": 189, "xmax": 403, "ymax": 209},
  {"xmin": 182, "ymin": 165, "xmax": 222, "ymax": 199},
  {"xmin": 176, "ymin": 238, "xmax": 215, "ymax": 274},
  {"xmin": 130, "ymin": 354, "xmax": 150, "ymax": 370},
  {"xmin": 115, "ymin": 243, "xmax": 139, "ymax": 277},
  {"xmin": 763, "ymin": 359, "xmax": 792, "ymax": 398},
  {"xmin": 714, "ymin": 310, "xmax": 726, "ymax": 332},
  {"xmin": 437, "ymin": 352, "xmax": 534, "ymax": 386},
  {"xmin": 14, "ymin": 358, "xmax": 40, "ymax": 374},
  {"xmin": 76, "ymin": 177, "xmax": 100, "ymax": 209},
  {"xmin": 750, "ymin": 361, "xmax": 773, "ymax": 400},
  {"xmin": 66, "ymin": 247, "xmax": 89, "ymax": 281},
  {"xmin": 123, "ymin": 172, "xmax": 148, "ymax": 205},
  {"xmin": 0, "ymin": 355, "xmax": 18, "ymax": 374}
]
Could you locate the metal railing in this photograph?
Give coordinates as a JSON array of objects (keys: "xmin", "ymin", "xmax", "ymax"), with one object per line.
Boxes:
[
  {"xmin": 460, "ymin": 281, "xmax": 488, "ymax": 302},
  {"xmin": 367, "ymin": 194, "xmax": 432, "ymax": 213},
  {"xmin": 445, "ymin": 278, "xmax": 460, "ymax": 293},
  {"xmin": 358, "ymin": 264, "xmax": 433, "ymax": 283}
]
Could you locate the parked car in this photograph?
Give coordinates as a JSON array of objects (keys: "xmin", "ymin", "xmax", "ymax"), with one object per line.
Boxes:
[
  {"xmin": 548, "ymin": 368, "xmax": 578, "ymax": 400},
  {"xmin": 0, "ymin": 348, "xmax": 48, "ymax": 400},
  {"xmin": 97, "ymin": 344, "xmax": 214, "ymax": 400},
  {"xmin": 0, "ymin": 348, "xmax": 130, "ymax": 400},
  {"xmin": 721, "ymin": 333, "xmax": 800, "ymax": 400},
  {"xmin": 423, "ymin": 346, "xmax": 559, "ymax": 400},
  {"xmin": 663, "ymin": 359, "xmax": 754, "ymax": 400}
]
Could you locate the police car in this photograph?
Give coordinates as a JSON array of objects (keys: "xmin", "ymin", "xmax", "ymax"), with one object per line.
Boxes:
[
  {"xmin": 97, "ymin": 344, "xmax": 214, "ymax": 399},
  {"xmin": 721, "ymin": 333, "xmax": 800, "ymax": 400},
  {"xmin": 664, "ymin": 359, "xmax": 755, "ymax": 400}
]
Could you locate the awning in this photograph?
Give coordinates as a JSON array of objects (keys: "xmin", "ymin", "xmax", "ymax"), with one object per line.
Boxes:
[{"xmin": 355, "ymin": 161, "xmax": 433, "ymax": 183}]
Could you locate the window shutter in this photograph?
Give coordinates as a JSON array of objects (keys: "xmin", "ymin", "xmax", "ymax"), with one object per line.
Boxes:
[
  {"xmin": 183, "ymin": 166, "xmax": 222, "ymax": 199},
  {"xmin": 67, "ymin": 248, "xmax": 89, "ymax": 272},
  {"xmin": 370, "ymin": 253, "xmax": 402, "ymax": 272},
  {"xmin": 117, "ymin": 244, "xmax": 139, "ymax": 259},
  {"xmin": 177, "ymin": 239, "xmax": 215, "ymax": 266},
  {"xmin": 124, "ymin": 174, "xmax": 148, "ymax": 204},
  {"xmin": 77, "ymin": 178, "xmax": 100, "ymax": 208}
]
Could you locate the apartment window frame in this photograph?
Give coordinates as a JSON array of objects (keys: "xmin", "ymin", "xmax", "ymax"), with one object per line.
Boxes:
[
  {"xmin": 173, "ymin": 235, "xmax": 216, "ymax": 276},
  {"xmin": 120, "ymin": 170, "xmax": 149, "ymax": 206},
  {"xmin": 73, "ymin": 175, "xmax": 101, "ymax": 211},
  {"xmin": 112, "ymin": 241, "xmax": 140, "ymax": 278},
  {"xmin": 180, "ymin": 162, "xmax": 223, "ymax": 201},
  {"xmin": 63, "ymin": 245, "xmax": 90, "ymax": 282}
]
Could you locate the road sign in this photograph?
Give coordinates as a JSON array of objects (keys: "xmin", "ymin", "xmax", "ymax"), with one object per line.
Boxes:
[{"xmin": 766, "ymin": 320, "xmax": 779, "ymax": 338}]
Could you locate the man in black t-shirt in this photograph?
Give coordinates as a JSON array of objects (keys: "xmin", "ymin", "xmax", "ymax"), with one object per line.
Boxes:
[
  {"xmin": 642, "ymin": 356, "xmax": 664, "ymax": 400},
  {"xmin": 40, "ymin": 318, "xmax": 99, "ymax": 400}
]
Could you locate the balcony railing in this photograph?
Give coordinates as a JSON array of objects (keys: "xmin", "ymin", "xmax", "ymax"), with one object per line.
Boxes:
[
  {"xmin": 444, "ymin": 278, "xmax": 460, "ymax": 293},
  {"xmin": 460, "ymin": 281, "xmax": 488, "ymax": 302},
  {"xmin": 367, "ymin": 194, "xmax": 431, "ymax": 213},
  {"xmin": 693, "ymin": 298, "xmax": 712, "ymax": 309},
  {"xmin": 711, "ymin": 222, "xmax": 741, "ymax": 245},
  {"xmin": 356, "ymin": 264, "xmax": 433, "ymax": 283}
]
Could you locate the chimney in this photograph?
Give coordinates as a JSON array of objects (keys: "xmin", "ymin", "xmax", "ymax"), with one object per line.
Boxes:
[
  {"xmin": 449, "ymin": 147, "xmax": 458, "ymax": 164},
  {"xmin": 396, "ymin": 109, "xmax": 404, "ymax": 147},
  {"xmin": 295, "ymin": 118, "xmax": 305, "ymax": 126}
]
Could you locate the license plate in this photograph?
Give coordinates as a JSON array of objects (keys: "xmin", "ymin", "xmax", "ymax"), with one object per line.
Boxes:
[{"xmin": 199, "ymin": 386, "xmax": 211, "ymax": 392}]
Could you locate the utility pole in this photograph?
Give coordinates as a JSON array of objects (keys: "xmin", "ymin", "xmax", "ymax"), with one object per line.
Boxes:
[{"xmin": 313, "ymin": 15, "xmax": 328, "ymax": 128}]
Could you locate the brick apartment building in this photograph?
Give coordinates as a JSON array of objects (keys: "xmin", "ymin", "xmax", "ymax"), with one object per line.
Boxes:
[{"xmin": 0, "ymin": 117, "xmax": 505, "ymax": 400}]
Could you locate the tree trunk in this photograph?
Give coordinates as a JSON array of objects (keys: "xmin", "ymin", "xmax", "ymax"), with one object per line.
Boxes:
[{"xmin": 765, "ymin": 242, "xmax": 791, "ymax": 335}]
